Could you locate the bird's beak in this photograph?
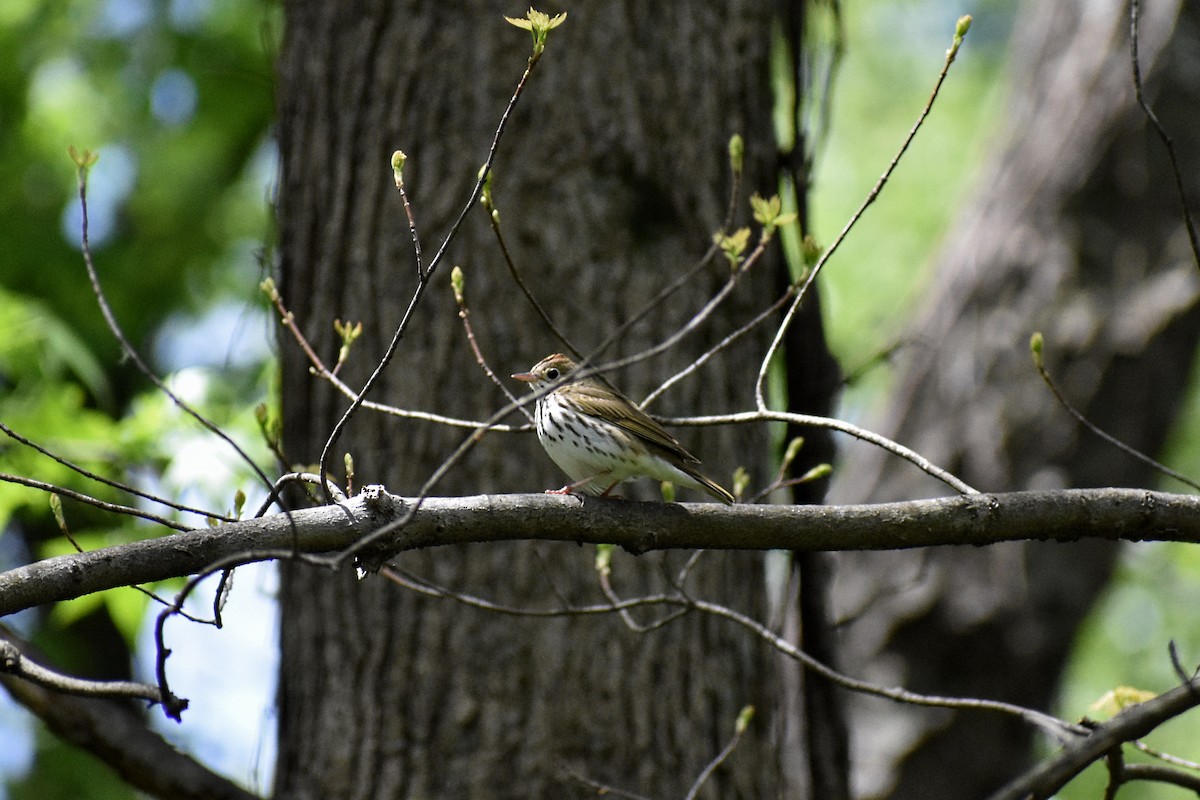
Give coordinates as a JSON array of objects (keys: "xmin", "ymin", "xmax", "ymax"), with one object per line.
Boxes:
[{"xmin": 511, "ymin": 371, "xmax": 537, "ymax": 383}]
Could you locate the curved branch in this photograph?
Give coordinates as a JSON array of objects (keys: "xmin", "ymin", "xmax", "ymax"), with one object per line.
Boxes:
[
  {"xmin": 2, "ymin": 487, "xmax": 1199, "ymax": 618},
  {"xmin": 989, "ymin": 677, "xmax": 1200, "ymax": 800},
  {"xmin": 0, "ymin": 638, "xmax": 174, "ymax": 709}
]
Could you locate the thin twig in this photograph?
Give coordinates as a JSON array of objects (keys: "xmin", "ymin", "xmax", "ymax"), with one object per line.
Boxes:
[
  {"xmin": 395, "ymin": 163, "xmax": 425, "ymax": 279},
  {"xmin": 1034, "ymin": 341, "xmax": 1200, "ymax": 492},
  {"xmin": 689, "ymin": 595, "xmax": 1081, "ymax": 741},
  {"xmin": 588, "ymin": 136, "xmax": 746, "ymax": 362},
  {"xmin": 641, "ymin": 284, "xmax": 796, "ymax": 409},
  {"xmin": 381, "ymin": 559, "xmax": 1081, "ymax": 741},
  {"xmin": 660, "ymin": 410, "xmax": 977, "ymax": 495},
  {"xmin": 0, "ymin": 421, "xmax": 228, "ymax": 523},
  {"xmin": 0, "ymin": 637, "xmax": 175, "ymax": 710},
  {"xmin": 73, "ymin": 161, "xmax": 275, "ymax": 494},
  {"xmin": 316, "ymin": 40, "xmax": 549, "ymax": 501},
  {"xmin": 1133, "ymin": 738, "xmax": 1200, "ymax": 771},
  {"xmin": 591, "ymin": 232, "xmax": 774, "ymax": 382},
  {"xmin": 0, "ymin": 472, "xmax": 190, "ymax": 531},
  {"xmin": 683, "ymin": 706, "xmax": 753, "ymax": 800},
  {"xmin": 453, "ymin": 269, "xmax": 534, "ymax": 421},
  {"xmin": 563, "ymin": 769, "xmax": 656, "ymax": 800},
  {"xmin": 152, "ymin": 547, "xmax": 330, "ymax": 720},
  {"xmin": 1129, "ymin": 0, "xmax": 1200, "ymax": 273},
  {"xmin": 756, "ymin": 16, "xmax": 971, "ymax": 408},
  {"xmin": 379, "ymin": 564, "xmax": 681, "ymax": 618},
  {"xmin": 483, "ymin": 192, "xmax": 581, "ymax": 358},
  {"xmin": 597, "ymin": 562, "xmax": 689, "ymax": 633},
  {"xmin": 1121, "ymin": 763, "xmax": 1200, "ymax": 794},
  {"xmin": 266, "ymin": 283, "xmax": 524, "ymax": 430}
]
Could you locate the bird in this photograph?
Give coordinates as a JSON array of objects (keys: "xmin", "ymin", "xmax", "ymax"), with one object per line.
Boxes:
[{"xmin": 511, "ymin": 354, "xmax": 735, "ymax": 504}]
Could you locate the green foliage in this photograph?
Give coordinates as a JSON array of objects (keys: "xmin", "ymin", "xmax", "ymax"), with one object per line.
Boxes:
[
  {"xmin": 0, "ymin": 1, "xmax": 278, "ymax": 794},
  {"xmin": 0, "ymin": 0, "xmax": 278, "ymax": 376},
  {"xmin": 9, "ymin": 728, "xmax": 136, "ymax": 800}
]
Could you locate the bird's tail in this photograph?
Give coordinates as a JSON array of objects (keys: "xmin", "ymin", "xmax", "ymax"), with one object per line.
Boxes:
[{"xmin": 686, "ymin": 468, "xmax": 735, "ymax": 504}]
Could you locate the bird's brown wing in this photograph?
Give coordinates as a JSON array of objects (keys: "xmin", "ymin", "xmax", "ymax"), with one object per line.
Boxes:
[{"xmin": 570, "ymin": 380, "xmax": 701, "ymax": 464}]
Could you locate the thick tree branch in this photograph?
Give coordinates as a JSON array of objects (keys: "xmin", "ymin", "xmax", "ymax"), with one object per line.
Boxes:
[{"xmin": 2, "ymin": 487, "xmax": 1199, "ymax": 619}]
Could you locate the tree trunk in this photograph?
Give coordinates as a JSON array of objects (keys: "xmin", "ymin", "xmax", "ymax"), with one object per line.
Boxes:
[
  {"xmin": 274, "ymin": 3, "xmax": 831, "ymax": 798},
  {"xmin": 830, "ymin": 0, "xmax": 1200, "ymax": 797}
]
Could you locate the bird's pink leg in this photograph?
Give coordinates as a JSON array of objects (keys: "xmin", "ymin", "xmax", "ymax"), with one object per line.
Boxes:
[{"xmin": 545, "ymin": 470, "xmax": 613, "ymax": 497}]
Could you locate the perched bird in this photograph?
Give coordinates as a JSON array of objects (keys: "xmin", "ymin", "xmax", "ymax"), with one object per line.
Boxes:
[{"xmin": 511, "ymin": 354, "xmax": 735, "ymax": 504}]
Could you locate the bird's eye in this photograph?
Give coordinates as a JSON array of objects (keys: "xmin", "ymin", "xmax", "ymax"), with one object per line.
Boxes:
[{"xmin": 545, "ymin": 368, "xmax": 560, "ymax": 380}]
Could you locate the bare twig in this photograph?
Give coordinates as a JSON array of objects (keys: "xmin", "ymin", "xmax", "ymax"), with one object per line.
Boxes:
[
  {"xmin": 1133, "ymin": 738, "xmax": 1200, "ymax": 771},
  {"xmin": 0, "ymin": 420, "xmax": 228, "ymax": 523},
  {"xmin": 689, "ymin": 595, "xmax": 1079, "ymax": 741},
  {"xmin": 316, "ymin": 32, "xmax": 553, "ymax": 501},
  {"xmin": 265, "ymin": 282, "xmax": 524, "ymax": 430},
  {"xmin": 1032, "ymin": 335, "xmax": 1200, "ymax": 492},
  {"xmin": 596, "ymin": 555, "xmax": 689, "ymax": 633},
  {"xmin": 71, "ymin": 154, "xmax": 275, "ymax": 494},
  {"xmin": 381, "ymin": 559, "xmax": 1081, "ymax": 744},
  {"xmin": 756, "ymin": 15, "xmax": 973, "ymax": 408},
  {"xmin": 451, "ymin": 267, "xmax": 533, "ymax": 420},
  {"xmin": 380, "ymin": 563, "xmax": 679, "ymax": 618},
  {"xmin": 1, "ymin": 626, "xmax": 259, "ymax": 800},
  {"xmin": 660, "ymin": 410, "xmax": 977, "ymax": 495},
  {"xmin": 588, "ymin": 133, "xmax": 746, "ymax": 362},
  {"xmin": 1120, "ymin": 763, "xmax": 1200, "ymax": 794},
  {"xmin": 481, "ymin": 185, "xmax": 581, "ymax": 358},
  {"xmin": 0, "ymin": 637, "xmax": 176, "ymax": 710},
  {"xmin": 683, "ymin": 706, "xmax": 754, "ymax": 800},
  {"xmin": 1129, "ymin": 0, "xmax": 1200, "ymax": 273},
  {"xmin": 151, "ymin": 547, "xmax": 329, "ymax": 721},
  {"xmin": 563, "ymin": 768, "xmax": 656, "ymax": 800},
  {"xmin": 0, "ymin": 472, "xmax": 190, "ymax": 531},
  {"xmin": 640, "ymin": 284, "xmax": 796, "ymax": 409}
]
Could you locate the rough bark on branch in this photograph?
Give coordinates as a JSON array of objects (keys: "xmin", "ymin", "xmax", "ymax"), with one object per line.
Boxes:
[{"xmin": 3, "ymin": 487, "xmax": 1199, "ymax": 619}]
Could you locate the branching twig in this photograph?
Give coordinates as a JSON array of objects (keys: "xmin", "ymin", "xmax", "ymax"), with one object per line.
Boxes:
[
  {"xmin": 1, "ymin": 625, "xmax": 259, "ymax": 800},
  {"xmin": 315, "ymin": 27, "xmax": 555, "ymax": 501},
  {"xmin": 265, "ymin": 281, "xmax": 524, "ymax": 430},
  {"xmin": 381, "ymin": 558, "xmax": 1082, "ymax": 745},
  {"xmin": 688, "ymin": 596, "xmax": 1080, "ymax": 741},
  {"xmin": 588, "ymin": 133, "xmax": 746, "ymax": 362},
  {"xmin": 151, "ymin": 547, "xmax": 329, "ymax": 720},
  {"xmin": 640, "ymin": 284, "xmax": 796, "ymax": 409}
]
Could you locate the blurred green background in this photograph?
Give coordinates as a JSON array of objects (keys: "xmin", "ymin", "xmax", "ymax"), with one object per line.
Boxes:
[{"xmin": 1, "ymin": 1, "xmax": 1197, "ymax": 797}]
